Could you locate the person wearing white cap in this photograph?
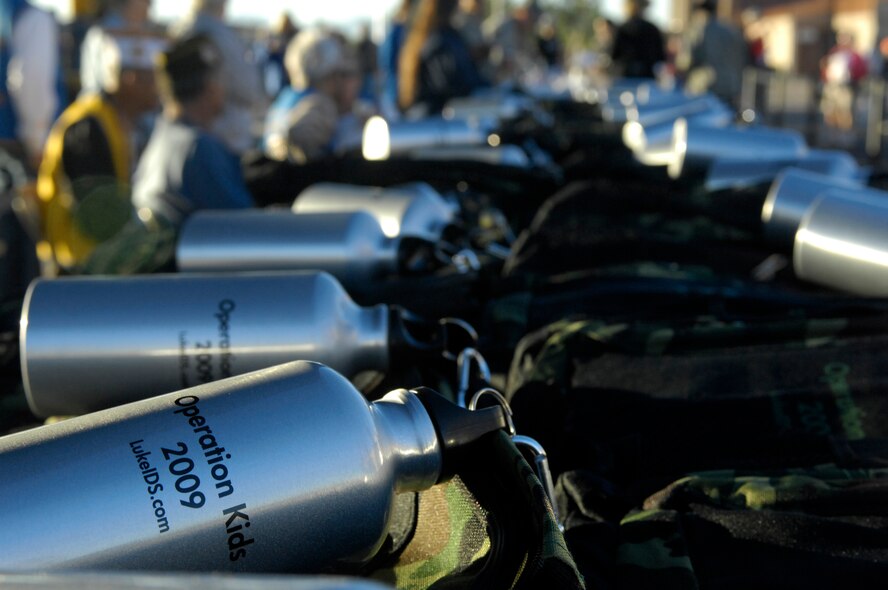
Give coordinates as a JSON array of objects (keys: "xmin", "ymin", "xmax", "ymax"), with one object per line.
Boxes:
[
  {"xmin": 262, "ymin": 28, "xmax": 364, "ymax": 163},
  {"xmin": 36, "ymin": 31, "xmax": 165, "ymax": 269}
]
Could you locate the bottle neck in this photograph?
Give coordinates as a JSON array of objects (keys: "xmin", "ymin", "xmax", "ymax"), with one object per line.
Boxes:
[
  {"xmin": 371, "ymin": 389, "xmax": 442, "ymax": 493},
  {"xmin": 339, "ymin": 299, "xmax": 391, "ymax": 375}
]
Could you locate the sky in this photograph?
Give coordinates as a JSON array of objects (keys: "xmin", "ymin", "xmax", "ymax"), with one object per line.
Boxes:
[{"xmin": 33, "ymin": 0, "xmax": 671, "ymax": 36}]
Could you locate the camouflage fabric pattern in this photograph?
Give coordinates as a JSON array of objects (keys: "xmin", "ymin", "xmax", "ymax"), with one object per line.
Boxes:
[
  {"xmin": 369, "ymin": 476, "xmax": 491, "ymax": 590},
  {"xmin": 502, "ymin": 178, "xmax": 775, "ymax": 281},
  {"xmin": 368, "ymin": 431, "xmax": 585, "ymax": 589},
  {"xmin": 508, "ymin": 313, "xmax": 888, "ymax": 398},
  {"xmin": 615, "ymin": 464, "xmax": 888, "ymax": 589},
  {"xmin": 505, "ymin": 307, "xmax": 888, "ymax": 496}
]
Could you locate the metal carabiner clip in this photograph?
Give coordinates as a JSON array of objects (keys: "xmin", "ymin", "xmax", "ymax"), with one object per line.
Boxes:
[
  {"xmin": 456, "ymin": 348, "xmax": 492, "ymax": 408},
  {"xmin": 439, "ymin": 318, "xmax": 480, "ymax": 362},
  {"xmin": 468, "ymin": 388, "xmax": 516, "ymax": 435},
  {"xmin": 468, "ymin": 388, "xmax": 562, "ymax": 530},
  {"xmin": 512, "ymin": 435, "xmax": 562, "ymax": 531}
]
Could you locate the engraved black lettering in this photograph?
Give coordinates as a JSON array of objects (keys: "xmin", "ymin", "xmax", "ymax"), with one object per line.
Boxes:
[
  {"xmin": 161, "ymin": 442, "xmax": 188, "ymax": 460},
  {"xmin": 199, "ymin": 434, "xmax": 217, "ymax": 450},
  {"xmin": 223, "ymin": 503, "xmax": 249, "ymax": 527},
  {"xmin": 130, "ymin": 439, "xmax": 169, "ymax": 534},
  {"xmin": 223, "ymin": 503, "xmax": 254, "ymax": 559},
  {"xmin": 174, "ymin": 395, "xmax": 199, "ymax": 408},
  {"xmin": 215, "ymin": 480, "xmax": 234, "ymax": 498}
]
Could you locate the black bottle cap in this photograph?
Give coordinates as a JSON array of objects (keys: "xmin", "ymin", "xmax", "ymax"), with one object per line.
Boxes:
[
  {"xmin": 387, "ymin": 307, "xmax": 477, "ymax": 365},
  {"xmin": 411, "ymin": 387, "xmax": 508, "ymax": 482}
]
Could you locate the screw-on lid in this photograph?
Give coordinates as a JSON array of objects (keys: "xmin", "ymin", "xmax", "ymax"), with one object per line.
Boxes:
[{"xmin": 411, "ymin": 387, "xmax": 508, "ymax": 482}]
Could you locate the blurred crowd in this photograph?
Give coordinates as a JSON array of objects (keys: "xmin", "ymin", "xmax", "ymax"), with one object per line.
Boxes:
[
  {"xmin": 0, "ymin": 0, "xmax": 573, "ymax": 273},
  {"xmin": 4, "ymin": 0, "xmax": 888, "ymax": 276}
]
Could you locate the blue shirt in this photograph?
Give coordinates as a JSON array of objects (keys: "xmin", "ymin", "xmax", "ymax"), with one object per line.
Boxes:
[{"xmin": 132, "ymin": 117, "xmax": 254, "ymax": 227}]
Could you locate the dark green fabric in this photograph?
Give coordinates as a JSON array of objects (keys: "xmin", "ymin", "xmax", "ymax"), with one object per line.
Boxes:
[
  {"xmin": 506, "ymin": 310, "xmax": 888, "ymax": 490},
  {"xmin": 482, "ymin": 272, "xmax": 888, "ymax": 375},
  {"xmin": 502, "ymin": 179, "xmax": 779, "ymax": 282},
  {"xmin": 558, "ymin": 465, "xmax": 888, "ymax": 589}
]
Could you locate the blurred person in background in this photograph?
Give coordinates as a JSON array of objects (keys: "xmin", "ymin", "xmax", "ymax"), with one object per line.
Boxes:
[
  {"xmin": 37, "ymin": 31, "xmax": 164, "ymax": 269},
  {"xmin": 80, "ymin": 0, "xmax": 155, "ymax": 94},
  {"xmin": 264, "ymin": 12, "xmax": 298, "ymax": 97},
  {"xmin": 593, "ymin": 16, "xmax": 615, "ymax": 56},
  {"xmin": 61, "ymin": 0, "xmax": 101, "ymax": 99},
  {"xmin": 132, "ymin": 34, "xmax": 253, "ymax": 227},
  {"xmin": 378, "ymin": 0, "xmax": 415, "ymax": 119},
  {"xmin": 452, "ymin": 0, "xmax": 489, "ymax": 73},
  {"xmin": 610, "ymin": 0, "xmax": 664, "ymax": 79},
  {"xmin": 172, "ymin": 0, "xmax": 265, "ymax": 155},
  {"xmin": 536, "ymin": 14, "xmax": 562, "ymax": 69},
  {"xmin": 820, "ymin": 30, "xmax": 867, "ymax": 145},
  {"xmin": 484, "ymin": 0, "xmax": 545, "ymax": 84},
  {"xmin": 0, "ymin": 0, "xmax": 66, "ymax": 171},
  {"xmin": 399, "ymin": 0, "xmax": 486, "ymax": 114},
  {"xmin": 740, "ymin": 7, "xmax": 766, "ymax": 68},
  {"xmin": 355, "ymin": 22, "xmax": 378, "ymax": 102},
  {"xmin": 677, "ymin": 0, "xmax": 748, "ymax": 109},
  {"xmin": 263, "ymin": 28, "xmax": 366, "ymax": 163},
  {"xmin": 878, "ymin": 36, "xmax": 888, "ymax": 78}
]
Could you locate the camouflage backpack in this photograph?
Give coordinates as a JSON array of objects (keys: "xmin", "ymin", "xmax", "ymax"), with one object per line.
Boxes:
[{"xmin": 505, "ymin": 308, "xmax": 888, "ymax": 488}]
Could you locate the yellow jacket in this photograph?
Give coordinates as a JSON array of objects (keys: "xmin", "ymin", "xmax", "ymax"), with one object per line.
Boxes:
[{"xmin": 36, "ymin": 93, "xmax": 130, "ymax": 268}]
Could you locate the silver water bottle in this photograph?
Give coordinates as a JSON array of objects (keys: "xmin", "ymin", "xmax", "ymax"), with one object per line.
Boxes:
[
  {"xmin": 0, "ymin": 361, "xmax": 507, "ymax": 572},
  {"xmin": 21, "ymin": 272, "xmax": 459, "ymax": 417},
  {"xmin": 794, "ymin": 191, "xmax": 888, "ymax": 296},
  {"xmin": 704, "ymin": 151, "xmax": 865, "ymax": 195},
  {"xmin": 761, "ymin": 167, "xmax": 873, "ymax": 247},
  {"xmin": 176, "ymin": 211, "xmax": 407, "ymax": 292},
  {"xmin": 441, "ymin": 93, "xmax": 535, "ymax": 123},
  {"xmin": 291, "ymin": 182, "xmax": 458, "ymax": 242},
  {"xmin": 669, "ymin": 118, "xmax": 809, "ymax": 179},
  {"xmin": 361, "ymin": 116, "xmax": 493, "ymax": 161}
]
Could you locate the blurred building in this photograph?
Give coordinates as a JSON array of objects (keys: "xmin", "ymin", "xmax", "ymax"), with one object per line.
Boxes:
[{"xmin": 670, "ymin": 0, "xmax": 888, "ymax": 77}]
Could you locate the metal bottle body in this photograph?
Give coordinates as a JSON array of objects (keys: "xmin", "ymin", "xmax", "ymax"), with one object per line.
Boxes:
[
  {"xmin": 361, "ymin": 116, "xmax": 492, "ymax": 160},
  {"xmin": 441, "ymin": 93, "xmax": 533, "ymax": 123},
  {"xmin": 21, "ymin": 272, "xmax": 389, "ymax": 416},
  {"xmin": 292, "ymin": 183, "xmax": 457, "ymax": 242},
  {"xmin": 794, "ymin": 191, "xmax": 888, "ymax": 296},
  {"xmin": 0, "ymin": 362, "xmax": 441, "ymax": 572},
  {"xmin": 630, "ymin": 95, "xmax": 731, "ymax": 128},
  {"xmin": 669, "ymin": 118, "xmax": 808, "ymax": 179},
  {"xmin": 761, "ymin": 168, "xmax": 871, "ymax": 246},
  {"xmin": 176, "ymin": 210, "xmax": 400, "ymax": 290}
]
